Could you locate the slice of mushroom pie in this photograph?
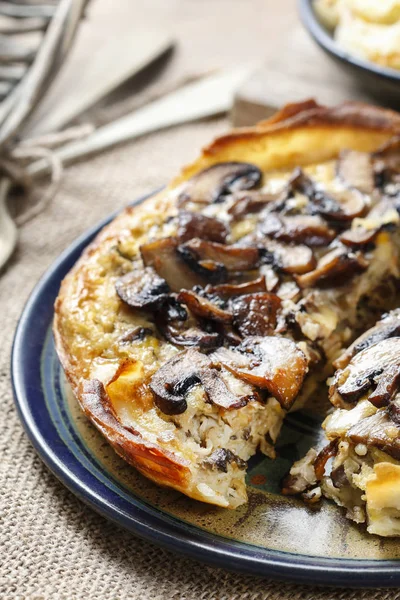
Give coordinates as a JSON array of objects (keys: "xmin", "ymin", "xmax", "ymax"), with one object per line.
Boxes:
[
  {"xmin": 283, "ymin": 310, "xmax": 400, "ymax": 536},
  {"xmin": 54, "ymin": 100, "xmax": 400, "ymax": 509}
]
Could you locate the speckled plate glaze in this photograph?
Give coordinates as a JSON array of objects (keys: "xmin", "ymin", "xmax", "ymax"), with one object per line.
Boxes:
[{"xmin": 11, "ymin": 193, "xmax": 400, "ymax": 587}]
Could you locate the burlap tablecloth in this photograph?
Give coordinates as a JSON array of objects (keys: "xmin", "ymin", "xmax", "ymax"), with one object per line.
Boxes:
[{"xmin": 1, "ymin": 1, "xmax": 400, "ymax": 598}]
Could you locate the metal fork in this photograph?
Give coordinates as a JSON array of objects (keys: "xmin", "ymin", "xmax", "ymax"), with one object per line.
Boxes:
[{"xmin": 0, "ymin": 0, "xmax": 87, "ymax": 269}]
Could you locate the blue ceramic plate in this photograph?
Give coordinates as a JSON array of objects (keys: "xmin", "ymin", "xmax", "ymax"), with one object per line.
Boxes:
[
  {"xmin": 11, "ymin": 193, "xmax": 400, "ymax": 587},
  {"xmin": 299, "ymin": 0, "xmax": 400, "ymax": 104}
]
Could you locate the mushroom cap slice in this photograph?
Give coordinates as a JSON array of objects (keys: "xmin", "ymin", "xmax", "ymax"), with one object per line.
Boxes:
[
  {"xmin": 295, "ymin": 246, "xmax": 369, "ymax": 288},
  {"xmin": 230, "ymin": 292, "xmax": 281, "ymax": 337},
  {"xmin": 149, "ymin": 349, "xmax": 259, "ymax": 415},
  {"xmin": 140, "ymin": 237, "xmax": 205, "ymax": 292},
  {"xmin": 347, "ymin": 410, "xmax": 400, "ymax": 461},
  {"xmin": 334, "ymin": 309, "xmax": 400, "ymax": 369},
  {"xmin": 330, "ymin": 337, "xmax": 400, "ymax": 408},
  {"xmin": 210, "ymin": 336, "xmax": 308, "ymax": 410},
  {"xmin": 115, "ymin": 266, "xmax": 169, "ymax": 309},
  {"xmin": 178, "ymin": 162, "xmax": 262, "ymax": 206},
  {"xmin": 177, "ymin": 210, "xmax": 229, "ymax": 243},
  {"xmin": 337, "ymin": 150, "xmax": 374, "ymax": 194},
  {"xmin": 260, "ymin": 214, "xmax": 336, "ymax": 246},
  {"xmin": 179, "ymin": 238, "xmax": 260, "ymax": 272},
  {"xmin": 178, "ymin": 289, "xmax": 232, "ymax": 323},
  {"xmin": 205, "ymin": 275, "xmax": 267, "ymax": 299},
  {"xmin": 259, "ymin": 239, "xmax": 316, "ymax": 274},
  {"xmin": 228, "ymin": 190, "xmax": 285, "ymax": 220}
]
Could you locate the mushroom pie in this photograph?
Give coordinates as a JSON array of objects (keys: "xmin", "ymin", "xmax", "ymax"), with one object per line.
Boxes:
[{"xmin": 54, "ymin": 100, "xmax": 400, "ymax": 517}]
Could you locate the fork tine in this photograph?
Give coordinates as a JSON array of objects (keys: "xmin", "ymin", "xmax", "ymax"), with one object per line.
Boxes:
[
  {"xmin": 0, "ymin": 64, "xmax": 26, "ymax": 81},
  {"xmin": 0, "ymin": 35, "xmax": 36, "ymax": 63},
  {"xmin": 0, "ymin": 17, "xmax": 49, "ymax": 34},
  {"xmin": 0, "ymin": 2, "xmax": 56, "ymax": 19}
]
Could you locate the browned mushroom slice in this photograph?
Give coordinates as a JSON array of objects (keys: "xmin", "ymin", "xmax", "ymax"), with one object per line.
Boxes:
[
  {"xmin": 295, "ymin": 246, "xmax": 368, "ymax": 289},
  {"xmin": 115, "ymin": 266, "xmax": 169, "ymax": 310},
  {"xmin": 230, "ymin": 293, "xmax": 281, "ymax": 337},
  {"xmin": 337, "ymin": 150, "xmax": 374, "ymax": 194},
  {"xmin": 348, "ymin": 410, "xmax": 400, "ymax": 461},
  {"xmin": 260, "ymin": 214, "xmax": 336, "ymax": 246},
  {"xmin": 156, "ymin": 296, "xmax": 220, "ymax": 349},
  {"xmin": 205, "ymin": 275, "xmax": 267, "ymax": 299},
  {"xmin": 314, "ymin": 439, "xmax": 339, "ymax": 480},
  {"xmin": 210, "ymin": 336, "xmax": 308, "ymax": 409},
  {"xmin": 339, "ymin": 227, "xmax": 378, "ymax": 247},
  {"xmin": 140, "ymin": 237, "xmax": 205, "ymax": 292},
  {"xmin": 259, "ymin": 239, "xmax": 316, "ymax": 274},
  {"xmin": 330, "ymin": 338, "xmax": 400, "ymax": 408},
  {"xmin": 178, "ymin": 162, "xmax": 262, "ymax": 206},
  {"xmin": 334, "ymin": 309, "xmax": 400, "ymax": 369},
  {"xmin": 179, "ymin": 238, "xmax": 260, "ymax": 272},
  {"xmin": 177, "ymin": 210, "xmax": 229, "ymax": 243},
  {"xmin": 177, "ymin": 290, "xmax": 232, "ymax": 323},
  {"xmin": 149, "ymin": 349, "xmax": 258, "ymax": 415},
  {"xmin": 289, "ymin": 167, "xmax": 366, "ymax": 221},
  {"xmin": 228, "ymin": 190, "xmax": 285, "ymax": 220}
]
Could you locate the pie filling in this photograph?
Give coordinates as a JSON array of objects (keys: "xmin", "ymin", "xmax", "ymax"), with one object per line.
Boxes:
[{"xmin": 60, "ymin": 136, "xmax": 400, "ymax": 512}]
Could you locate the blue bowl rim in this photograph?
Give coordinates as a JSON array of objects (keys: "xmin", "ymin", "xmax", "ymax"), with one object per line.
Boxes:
[
  {"xmin": 298, "ymin": 0, "xmax": 400, "ymax": 85},
  {"xmin": 10, "ymin": 191, "xmax": 400, "ymax": 587}
]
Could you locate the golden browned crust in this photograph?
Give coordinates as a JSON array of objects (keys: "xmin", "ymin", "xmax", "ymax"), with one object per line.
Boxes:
[{"xmin": 54, "ymin": 99, "xmax": 400, "ymax": 502}]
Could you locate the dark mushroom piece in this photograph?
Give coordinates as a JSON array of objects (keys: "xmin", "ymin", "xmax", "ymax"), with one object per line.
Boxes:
[
  {"xmin": 330, "ymin": 337, "xmax": 400, "ymax": 408},
  {"xmin": 348, "ymin": 410, "xmax": 400, "ymax": 461},
  {"xmin": 156, "ymin": 296, "xmax": 221, "ymax": 349},
  {"xmin": 205, "ymin": 275, "xmax": 267, "ymax": 299},
  {"xmin": 289, "ymin": 168, "xmax": 366, "ymax": 221},
  {"xmin": 119, "ymin": 327, "xmax": 154, "ymax": 344},
  {"xmin": 228, "ymin": 189, "xmax": 286, "ymax": 220},
  {"xmin": 373, "ymin": 136, "xmax": 400, "ymax": 193},
  {"xmin": 210, "ymin": 336, "xmax": 308, "ymax": 410},
  {"xmin": 259, "ymin": 214, "xmax": 336, "ymax": 246},
  {"xmin": 339, "ymin": 227, "xmax": 378, "ymax": 247},
  {"xmin": 177, "ymin": 290, "xmax": 233, "ymax": 323},
  {"xmin": 178, "ymin": 162, "xmax": 262, "ymax": 207},
  {"xmin": 140, "ymin": 237, "xmax": 206, "ymax": 292},
  {"xmin": 259, "ymin": 239, "xmax": 316, "ymax": 274},
  {"xmin": 179, "ymin": 238, "xmax": 260, "ymax": 272},
  {"xmin": 149, "ymin": 348, "xmax": 259, "ymax": 415},
  {"xmin": 337, "ymin": 150, "xmax": 374, "ymax": 194},
  {"xmin": 177, "ymin": 210, "xmax": 229, "ymax": 243},
  {"xmin": 295, "ymin": 246, "xmax": 369, "ymax": 289},
  {"xmin": 115, "ymin": 266, "xmax": 169, "ymax": 310},
  {"xmin": 203, "ymin": 448, "xmax": 246, "ymax": 472},
  {"xmin": 230, "ymin": 292, "xmax": 281, "ymax": 337},
  {"xmin": 334, "ymin": 309, "xmax": 400, "ymax": 369}
]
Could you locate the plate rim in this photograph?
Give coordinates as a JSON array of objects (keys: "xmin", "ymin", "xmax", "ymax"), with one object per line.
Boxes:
[
  {"xmin": 11, "ymin": 191, "xmax": 400, "ymax": 587},
  {"xmin": 298, "ymin": 0, "xmax": 400, "ymax": 85}
]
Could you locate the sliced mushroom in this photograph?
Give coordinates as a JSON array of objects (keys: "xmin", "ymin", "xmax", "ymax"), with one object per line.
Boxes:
[
  {"xmin": 178, "ymin": 162, "xmax": 262, "ymax": 206},
  {"xmin": 295, "ymin": 246, "xmax": 368, "ymax": 289},
  {"xmin": 347, "ymin": 410, "xmax": 400, "ymax": 461},
  {"xmin": 149, "ymin": 349, "xmax": 259, "ymax": 414},
  {"xmin": 177, "ymin": 290, "xmax": 232, "ymax": 323},
  {"xmin": 210, "ymin": 336, "xmax": 308, "ymax": 409},
  {"xmin": 156, "ymin": 296, "xmax": 220, "ymax": 349},
  {"xmin": 339, "ymin": 227, "xmax": 378, "ymax": 247},
  {"xmin": 140, "ymin": 237, "xmax": 205, "ymax": 292},
  {"xmin": 337, "ymin": 150, "xmax": 374, "ymax": 194},
  {"xmin": 179, "ymin": 238, "xmax": 260, "ymax": 272},
  {"xmin": 115, "ymin": 266, "xmax": 169, "ymax": 310},
  {"xmin": 330, "ymin": 337, "xmax": 400, "ymax": 408},
  {"xmin": 230, "ymin": 292, "xmax": 281, "ymax": 337},
  {"xmin": 259, "ymin": 239, "xmax": 316, "ymax": 274},
  {"xmin": 289, "ymin": 168, "xmax": 366, "ymax": 221},
  {"xmin": 314, "ymin": 439, "xmax": 339, "ymax": 480},
  {"xmin": 177, "ymin": 210, "xmax": 229, "ymax": 243},
  {"xmin": 334, "ymin": 309, "xmax": 400, "ymax": 369},
  {"xmin": 202, "ymin": 448, "xmax": 246, "ymax": 472},
  {"xmin": 260, "ymin": 214, "xmax": 336, "ymax": 246},
  {"xmin": 119, "ymin": 327, "xmax": 154, "ymax": 344},
  {"xmin": 205, "ymin": 275, "xmax": 267, "ymax": 299},
  {"xmin": 373, "ymin": 137, "xmax": 400, "ymax": 193},
  {"xmin": 228, "ymin": 189, "xmax": 286, "ymax": 220}
]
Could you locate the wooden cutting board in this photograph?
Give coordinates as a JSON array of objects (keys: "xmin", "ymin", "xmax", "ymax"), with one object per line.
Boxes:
[{"xmin": 232, "ymin": 25, "xmax": 394, "ymax": 127}]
